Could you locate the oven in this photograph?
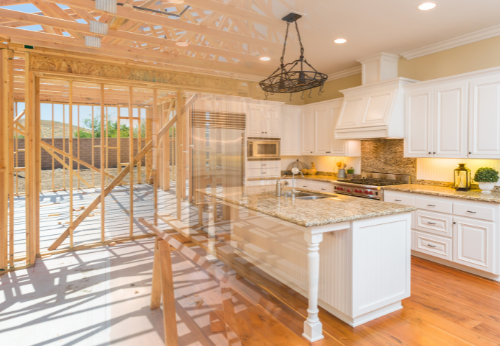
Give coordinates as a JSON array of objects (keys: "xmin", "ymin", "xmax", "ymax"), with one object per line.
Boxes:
[{"xmin": 247, "ymin": 138, "xmax": 280, "ymax": 160}]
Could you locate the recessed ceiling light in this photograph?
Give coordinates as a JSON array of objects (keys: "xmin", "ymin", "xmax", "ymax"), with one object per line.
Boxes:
[
  {"xmin": 418, "ymin": 2, "xmax": 436, "ymax": 10},
  {"xmin": 260, "ymin": 56, "xmax": 271, "ymax": 61},
  {"xmin": 334, "ymin": 38, "xmax": 347, "ymax": 44},
  {"xmin": 176, "ymin": 41, "xmax": 189, "ymax": 47}
]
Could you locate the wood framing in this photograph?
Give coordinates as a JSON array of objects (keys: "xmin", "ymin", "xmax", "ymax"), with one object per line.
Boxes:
[{"xmin": 0, "ymin": 49, "xmax": 8, "ymax": 271}]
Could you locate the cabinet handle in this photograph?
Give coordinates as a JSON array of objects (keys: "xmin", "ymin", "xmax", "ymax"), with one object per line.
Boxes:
[
  {"xmin": 395, "ymin": 199, "xmax": 402, "ymax": 202},
  {"xmin": 427, "ymin": 222, "xmax": 436, "ymax": 225},
  {"xmin": 321, "ymin": 188, "xmax": 326, "ymax": 191},
  {"xmin": 469, "ymin": 152, "xmax": 472, "ymax": 154},
  {"xmin": 433, "ymin": 152, "xmax": 436, "ymax": 154},
  {"xmin": 310, "ymin": 151, "xmax": 313, "ymax": 153},
  {"xmin": 262, "ymin": 164, "xmax": 266, "ymax": 166},
  {"xmin": 262, "ymin": 172, "xmax": 267, "ymax": 174},
  {"xmin": 303, "ymin": 185, "xmax": 307, "ymax": 188},
  {"xmin": 326, "ymin": 151, "xmax": 331, "ymax": 153},
  {"xmin": 427, "ymin": 244, "xmax": 436, "ymax": 248},
  {"xmin": 467, "ymin": 210, "xmax": 476, "ymax": 214},
  {"xmin": 428, "ymin": 152, "xmax": 431, "ymax": 154},
  {"xmin": 427, "ymin": 204, "xmax": 435, "ymax": 207}
]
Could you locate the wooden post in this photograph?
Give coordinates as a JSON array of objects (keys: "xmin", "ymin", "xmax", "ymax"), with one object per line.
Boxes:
[
  {"xmin": 7, "ymin": 50, "xmax": 14, "ymax": 267},
  {"xmin": 145, "ymin": 107, "xmax": 153, "ymax": 184},
  {"xmin": 34, "ymin": 75, "xmax": 41, "ymax": 256},
  {"xmin": 129, "ymin": 86, "xmax": 134, "ymax": 237},
  {"xmin": 100, "ymin": 84, "xmax": 105, "ymax": 243},
  {"xmin": 176, "ymin": 91, "xmax": 183, "ymax": 220},
  {"xmin": 51, "ymin": 103, "xmax": 55, "ymax": 191},
  {"xmin": 62, "ymin": 100, "xmax": 66, "ymax": 190},
  {"xmin": 69, "ymin": 81, "xmax": 74, "ymax": 248},
  {"xmin": 0, "ymin": 49, "xmax": 8, "ymax": 270},
  {"xmin": 137, "ymin": 109, "xmax": 141, "ymax": 184},
  {"xmin": 152, "ymin": 90, "xmax": 158, "ymax": 226},
  {"xmin": 77, "ymin": 105, "xmax": 80, "ymax": 190},
  {"xmin": 91, "ymin": 106, "xmax": 95, "ymax": 187},
  {"xmin": 117, "ymin": 106, "xmax": 121, "ymax": 175}
]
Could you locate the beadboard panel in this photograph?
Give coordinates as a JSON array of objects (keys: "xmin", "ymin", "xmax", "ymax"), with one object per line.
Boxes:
[
  {"xmin": 319, "ymin": 230, "xmax": 353, "ymax": 316},
  {"xmin": 352, "ymin": 216, "xmax": 411, "ymax": 317},
  {"xmin": 417, "ymin": 158, "xmax": 500, "ymax": 185}
]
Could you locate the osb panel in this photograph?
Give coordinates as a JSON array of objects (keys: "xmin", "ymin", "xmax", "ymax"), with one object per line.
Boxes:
[{"xmin": 29, "ymin": 54, "xmax": 239, "ymax": 92}]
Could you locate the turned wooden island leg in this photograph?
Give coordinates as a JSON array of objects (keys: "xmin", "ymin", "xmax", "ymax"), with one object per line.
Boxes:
[{"xmin": 303, "ymin": 232, "xmax": 324, "ymax": 342}]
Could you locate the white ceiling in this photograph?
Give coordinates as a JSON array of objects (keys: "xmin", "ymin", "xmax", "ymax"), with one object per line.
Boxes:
[{"xmin": 269, "ymin": 0, "xmax": 500, "ymax": 75}]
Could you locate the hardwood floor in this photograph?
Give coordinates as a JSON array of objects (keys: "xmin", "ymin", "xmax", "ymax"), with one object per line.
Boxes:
[{"xmin": 171, "ymin": 229, "xmax": 500, "ymax": 346}]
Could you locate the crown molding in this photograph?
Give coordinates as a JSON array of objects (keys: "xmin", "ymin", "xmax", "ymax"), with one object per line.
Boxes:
[
  {"xmin": 328, "ymin": 66, "xmax": 362, "ymax": 81},
  {"xmin": 401, "ymin": 24, "xmax": 500, "ymax": 60}
]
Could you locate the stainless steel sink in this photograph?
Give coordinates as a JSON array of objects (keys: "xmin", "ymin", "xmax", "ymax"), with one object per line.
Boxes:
[
  {"xmin": 296, "ymin": 195, "xmax": 329, "ymax": 200},
  {"xmin": 282, "ymin": 191, "xmax": 338, "ymax": 199}
]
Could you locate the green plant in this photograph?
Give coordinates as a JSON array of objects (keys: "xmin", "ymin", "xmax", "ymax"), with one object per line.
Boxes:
[{"xmin": 474, "ymin": 167, "xmax": 499, "ymax": 183}]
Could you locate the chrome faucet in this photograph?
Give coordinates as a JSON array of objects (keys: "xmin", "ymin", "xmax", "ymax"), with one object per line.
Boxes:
[
  {"xmin": 276, "ymin": 175, "xmax": 289, "ymax": 197},
  {"xmin": 291, "ymin": 167, "xmax": 304, "ymax": 196}
]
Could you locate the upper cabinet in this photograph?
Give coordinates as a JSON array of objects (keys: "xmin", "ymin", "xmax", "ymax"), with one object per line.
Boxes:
[
  {"xmin": 404, "ymin": 68, "xmax": 500, "ymax": 159},
  {"xmin": 301, "ymin": 100, "xmax": 361, "ymax": 157},
  {"xmin": 469, "ymin": 73, "xmax": 500, "ymax": 159},
  {"xmin": 405, "ymin": 81, "xmax": 468, "ymax": 158},
  {"xmin": 281, "ymin": 105, "xmax": 301, "ymax": 156},
  {"xmin": 246, "ymin": 101, "xmax": 281, "ymax": 138}
]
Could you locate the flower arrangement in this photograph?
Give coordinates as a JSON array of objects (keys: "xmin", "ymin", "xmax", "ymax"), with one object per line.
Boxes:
[{"xmin": 474, "ymin": 167, "xmax": 499, "ymax": 183}]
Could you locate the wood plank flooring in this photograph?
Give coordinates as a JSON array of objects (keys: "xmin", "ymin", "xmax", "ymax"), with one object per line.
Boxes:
[{"xmin": 174, "ymin": 228, "xmax": 500, "ymax": 346}]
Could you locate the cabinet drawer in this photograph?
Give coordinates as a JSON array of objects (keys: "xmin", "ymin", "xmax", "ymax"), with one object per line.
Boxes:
[
  {"xmin": 296, "ymin": 180, "xmax": 315, "ymax": 189},
  {"xmin": 415, "ymin": 210, "xmax": 453, "ymax": 237},
  {"xmin": 309, "ymin": 181, "xmax": 334, "ymax": 193},
  {"xmin": 247, "ymin": 167, "xmax": 280, "ymax": 178},
  {"xmin": 247, "ymin": 160, "xmax": 281, "ymax": 169},
  {"xmin": 413, "ymin": 230, "xmax": 452, "ymax": 261},
  {"xmin": 453, "ymin": 202, "xmax": 494, "ymax": 222},
  {"xmin": 384, "ymin": 193, "xmax": 415, "ymax": 206},
  {"xmin": 415, "ymin": 197, "xmax": 452, "ymax": 214}
]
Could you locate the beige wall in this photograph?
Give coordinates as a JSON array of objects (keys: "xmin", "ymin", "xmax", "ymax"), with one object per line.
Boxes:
[
  {"xmin": 303, "ymin": 74, "xmax": 362, "ymax": 105},
  {"xmin": 399, "ymin": 35, "xmax": 500, "ymax": 81}
]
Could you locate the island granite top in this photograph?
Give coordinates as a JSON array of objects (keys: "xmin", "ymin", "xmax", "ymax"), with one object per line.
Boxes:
[
  {"xmin": 383, "ymin": 184, "xmax": 500, "ymax": 203},
  {"xmin": 199, "ymin": 186, "xmax": 415, "ymax": 228}
]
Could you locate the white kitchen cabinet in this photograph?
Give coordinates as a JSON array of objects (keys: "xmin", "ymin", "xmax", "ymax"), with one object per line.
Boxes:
[
  {"xmin": 302, "ymin": 100, "xmax": 361, "ymax": 157},
  {"xmin": 301, "ymin": 108, "xmax": 315, "ymax": 155},
  {"xmin": 280, "ymin": 105, "xmax": 301, "ymax": 156},
  {"xmin": 246, "ymin": 102, "xmax": 281, "ymax": 138},
  {"xmin": 404, "ymin": 80, "xmax": 468, "ymax": 158},
  {"xmin": 453, "ymin": 216, "xmax": 496, "ymax": 274},
  {"xmin": 433, "ymin": 81, "xmax": 468, "ymax": 158},
  {"xmin": 405, "ymin": 87, "xmax": 432, "ymax": 157},
  {"xmin": 469, "ymin": 72, "xmax": 500, "ymax": 159},
  {"xmin": 384, "ymin": 190, "xmax": 500, "ymax": 278}
]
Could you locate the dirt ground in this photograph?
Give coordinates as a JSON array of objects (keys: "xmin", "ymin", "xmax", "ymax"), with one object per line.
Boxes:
[{"xmin": 13, "ymin": 167, "xmax": 152, "ymax": 195}]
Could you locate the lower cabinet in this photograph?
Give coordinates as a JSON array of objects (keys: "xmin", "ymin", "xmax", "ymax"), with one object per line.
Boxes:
[
  {"xmin": 453, "ymin": 216, "xmax": 495, "ymax": 273},
  {"xmin": 385, "ymin": 190, "xmax": 499, "ymax": 275}
]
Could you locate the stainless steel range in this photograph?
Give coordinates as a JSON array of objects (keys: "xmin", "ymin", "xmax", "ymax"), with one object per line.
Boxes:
[{"xmin": 332, "ymin": 172, "xmax": 411, "ymax": 200}]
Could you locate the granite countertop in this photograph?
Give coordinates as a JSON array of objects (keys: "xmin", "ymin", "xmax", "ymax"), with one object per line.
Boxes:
[
  {"xmin": 247, "ymin": 175, "xmax": 339, "ymax": 183},
  {"xmin": 383, "ymin": 184, "xmax": 500, "ymax": 203},
  {"xmin": 199, "ymin": 186, "xmax": 415, "ymax": 227}
]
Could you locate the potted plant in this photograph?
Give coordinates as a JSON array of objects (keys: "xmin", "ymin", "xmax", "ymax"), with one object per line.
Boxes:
[{"xmin": 474, "ymin": 167, "xmax": 499, "ymax": 194}]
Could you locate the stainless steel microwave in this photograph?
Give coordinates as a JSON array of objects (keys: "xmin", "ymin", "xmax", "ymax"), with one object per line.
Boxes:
[{"xmin": 247, "ymin": 138, "xmax": 281, "ymax": 160}]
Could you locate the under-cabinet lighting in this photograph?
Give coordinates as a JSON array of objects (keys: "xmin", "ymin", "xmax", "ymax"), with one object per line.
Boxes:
[{"xmin": 334, "ymin": 38, "xmax": 347, "ymax": 44}]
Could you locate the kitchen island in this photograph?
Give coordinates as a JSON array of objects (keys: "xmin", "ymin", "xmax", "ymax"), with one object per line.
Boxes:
[{"xmin": 198, "ymin": 186, "xmax": 415, "ymax": 342}]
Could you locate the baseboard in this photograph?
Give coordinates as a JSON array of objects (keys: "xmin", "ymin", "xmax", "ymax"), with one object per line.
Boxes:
[{"xmin": 411, "ymin": 251, "xmax": 500, "ymax": 282}]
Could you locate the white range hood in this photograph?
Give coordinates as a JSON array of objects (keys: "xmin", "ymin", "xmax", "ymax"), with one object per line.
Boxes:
[{"xmin": 334, "ymin": 53, "xmax": 417, "ymax": 140}]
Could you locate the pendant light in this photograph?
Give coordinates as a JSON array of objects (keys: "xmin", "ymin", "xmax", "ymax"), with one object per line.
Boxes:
[{"xmin": 259, "ymin": 13, "xmax": 328, "ymax": 98}]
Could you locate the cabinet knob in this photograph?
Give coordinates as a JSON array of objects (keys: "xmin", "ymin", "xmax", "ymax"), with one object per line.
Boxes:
[
  {"xmin": 433, "ymin": 152, "xmax": 436, "ymax": 154},
  {"xmin": 326, "ymin": 151, "xmax": 330, "ymax": 153},
  {"xmin": 469, "ymin": 152, "xmax": 471, "ymax": 154},
  {"xmin": 428, "ymin": 152, "xmax": 431, "ymax": 154}
]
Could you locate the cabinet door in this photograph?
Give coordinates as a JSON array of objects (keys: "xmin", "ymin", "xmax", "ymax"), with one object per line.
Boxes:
[
  {"xmin": 314, "ymin": 106, "xmax": 334, "ymax": 155},
  {"xmin": 453, "ymin": 217, "xmax": 496, "ymax": 274},
  {"xmin": 247, "ymin": 105, "xmax": 263, "ymax": 137},
  {"xmin": 280, "ymin": 106, "xmax": 301, "ymax": 156},
  {"xmin": 301, "ymin": 109, "xmax": 315, "ymax": 155},
  {"xmin": 469, "ymin": 73, "xmax": 500, "ymax": 158},
  {"xmin": 433, "ymin": 81, "xmax": 468, "ymax": 158},
  {"xmin": 405, "ymin": 88, "xmax": 433, "ymax": 157},
  {"xmin": 266, "ymin": 106, "xmax": 281, "ymax": 138},
  {"xmin": 330, "ymin": 104, "xmax": 349, "ymax": 155}
]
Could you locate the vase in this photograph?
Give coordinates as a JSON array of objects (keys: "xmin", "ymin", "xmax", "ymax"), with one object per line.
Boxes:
[{"xmin": 478, "ymin": 182, "xmax": 495, "ymax": 194}]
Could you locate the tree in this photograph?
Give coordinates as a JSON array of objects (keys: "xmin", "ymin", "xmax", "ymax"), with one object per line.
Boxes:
[{"xmin": 73, "ymin": 115, "xmax": 131, "ymax": 138}]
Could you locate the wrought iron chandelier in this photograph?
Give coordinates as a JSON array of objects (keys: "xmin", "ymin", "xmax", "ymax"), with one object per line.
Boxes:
[{"xmin": 259, "ymin": 13, "xmax": 328, "ymax": 98}]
